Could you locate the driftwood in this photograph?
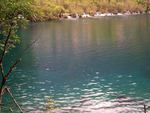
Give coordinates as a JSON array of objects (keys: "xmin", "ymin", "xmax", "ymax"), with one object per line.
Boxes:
[{"xmin": 2, "ymin": 87, "xmax": 23, "ymax": 113}]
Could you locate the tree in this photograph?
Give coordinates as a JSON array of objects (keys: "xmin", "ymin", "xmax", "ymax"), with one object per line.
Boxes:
[
  {"xmin": 137, "ymin": 0, "xmax": 150, "ymax": 12},
  {"xmin": 52, "ymin": 6, "xmax": 65, "ymax": 18},
  {"xmin": 0, "ymin": 0, "xmax": 34, "ymax": 112}
]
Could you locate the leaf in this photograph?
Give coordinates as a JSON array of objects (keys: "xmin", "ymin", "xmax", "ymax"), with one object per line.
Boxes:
[{"xmin": 0, "ymin": 0, "xmax": 34, "ymax": 52}]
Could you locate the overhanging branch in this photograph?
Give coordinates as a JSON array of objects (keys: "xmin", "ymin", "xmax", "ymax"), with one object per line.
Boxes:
[
  {"xmin": 0, "ymin": 23, "xmax": 13, "ymax": 63},
  {"xmin": 17, "ymin": 29, "xmax": 43, "ymax": 60},
  {"xmin": 5, "ymin": 59, "xmax": 21, "ymax": 78},
  {"xmin": 0, "ymin": 63, "xmax": 5, "ymax": 79},
  {"xmin": 0, "ymin": 23, "xmax": 13, "ymax": 79}
]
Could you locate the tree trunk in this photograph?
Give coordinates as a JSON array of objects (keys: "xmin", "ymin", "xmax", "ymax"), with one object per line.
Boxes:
[
  {"xmin": 0, "ymin": 24, "xmax": 13, "ymax": 112},
  {"xmin": 0, "ymin": 78, "xmax": 6, "ymax": 112}
]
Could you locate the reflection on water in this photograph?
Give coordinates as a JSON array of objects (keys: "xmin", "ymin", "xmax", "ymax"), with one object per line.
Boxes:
[{"xmin": 1, "ymin": 14, "xmax": 150, "ymax": 112}]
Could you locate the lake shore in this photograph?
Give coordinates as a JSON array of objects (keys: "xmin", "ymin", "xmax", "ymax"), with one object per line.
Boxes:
[{"xmin": 61, "ymin": 11, "xmax": 150, "ymax": 20}]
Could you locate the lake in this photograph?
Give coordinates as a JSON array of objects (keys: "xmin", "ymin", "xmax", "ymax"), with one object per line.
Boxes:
[{"xmin": 2, "ymin": 14, "xmax": 150, "ymax": 112}]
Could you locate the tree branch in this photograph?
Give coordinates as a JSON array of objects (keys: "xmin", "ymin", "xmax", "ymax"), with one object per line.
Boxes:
[
  {"xmin": 17, "ymin": 29, "xmax": 43, "ymax": 60},
  {"xmin": 1, "ymin": 86, "xmax": 7, "ymax": 96},
  {"xmin": 5, "ymin": 87, "xmax": 23, "ymax": 113},
  {"xmin": 0, "ymin": 24, "xmax": 13, "ymax": 79},
  {"xmin": 0, "ymin": 23, "xmax": 13, "ymax": 79},
  {"xmin": 0, "ymin": 23, "xmax": 13, "ymax": 63},
  {"xmin": 0, "ymin": 63, "xmax": 5, "ymax": 79},
  {"xmin": 5, "ymin": 59, "xmax": 21, "ymax": 79}
]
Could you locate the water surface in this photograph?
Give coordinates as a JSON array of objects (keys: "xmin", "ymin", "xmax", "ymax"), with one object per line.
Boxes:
[{"xmin": 2, "ymin": 14, "xmax": 150, "ymax": 112}]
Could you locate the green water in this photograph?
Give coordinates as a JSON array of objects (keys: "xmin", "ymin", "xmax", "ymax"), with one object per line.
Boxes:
[{"xmin": 1, "ymin": 14, "xmax": 150, "ymax": 112}]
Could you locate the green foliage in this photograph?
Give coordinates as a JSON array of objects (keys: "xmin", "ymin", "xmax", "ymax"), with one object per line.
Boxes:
[
  {"xmin": 43, "ymin": 97, "xmax": 58, "ymax": 112},
  {"xmin": 137, "ymin": 0, "xmax": 146, "ymax": 5},
  {"xmin": 63, "ymin": 2, "xmax": 69, "ymax": 9},
  {"xmin": 71, "ymin": 12, "xmax": 77, "ymax": 18},
  {"xmin": 62, "ymin": 13, "xmax": 68, "ymax": 18},
  {"xmin": 125, "ymin": 1, "xmax": 140, "ymax": 13},
  {"xmin": 76, "ymin": 8, "xmax": 84, "ymax": 17},
  {"xmin": 89, "ymin": 11, "xmax": 95, "ymax": 16},
  {"xmin": 0, "ymin": 0, "xmax": 34, "ymax": 52},
  {"xmin": 52, "ymin": 6, "xmax": 65, "ymax": 17},
  {"xmin": 32, "ymin": 0, "xmax": 147, "ymax": 20},
  {"xmin": 117, "ymin": 2, "xmax": 126, "ymax": 13},
  {"xmin": 136, "ymin": 0, "xmax": 150, "ymax": 12}
]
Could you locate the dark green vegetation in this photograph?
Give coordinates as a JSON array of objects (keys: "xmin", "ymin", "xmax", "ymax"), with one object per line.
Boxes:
[
  {"xmin": 0, "ymin": 0, "xmax": 34, "ymax": 112},
  {"xmin": 32, "ymin": 0, "xmax": 150, "ymax": 20}
]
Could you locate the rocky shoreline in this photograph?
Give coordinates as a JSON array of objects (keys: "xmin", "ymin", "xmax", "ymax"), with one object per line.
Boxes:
[{"xmin": 62, "ymin": 11, "xmax": 150, "ymax": 20}]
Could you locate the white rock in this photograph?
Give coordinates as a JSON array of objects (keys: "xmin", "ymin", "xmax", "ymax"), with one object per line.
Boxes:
[
  {"xmin": 117, "ymin": 13, "xmax": 123, "ymax": 15},
  {"xmin": 94, "ymin": 13, "xmax": 99, "ymax": 17},
  {"xmin": 100, "ymin": 13, "xmax": 106, "ymax": 16},
  {"xmin": 107, "ymin": 13, "xmax": 112, "ymax": 16}
]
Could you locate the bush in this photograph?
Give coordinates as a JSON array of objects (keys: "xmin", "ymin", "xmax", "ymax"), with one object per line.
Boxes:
[
  {"xmin": 71, "ymin": 12, "xmax": 77, "ymax": 18},
  {"xmin": 63, "ymin": 13, "xmax": 68, "ymax": 18},
  {"xmin": 117, "ymin": 2, "xmax": 125, "ymax": 13},
  {"xmin": 107, "ymin": 4, "xmax": 115, "ymax": 13},
  {"xmin": 65, "ymin": 9, "xmax": 70, "ymax": 13},
  {"xmin": 67, "ymin": 2, "xmax": 76, "ymax": 13},
  {"xmin": 63, "ymin": 2, "xmax": 69, "ymax": 9},
  {"xmin": 52, "ymin": 6, "xmax": 65, "ymax": 17},
  {"xmin": 76, "ymin": 8, "xmax": 84, "ymax": 17},
  {"xmin": 48, "ymin": 13, "xmax": 55, "ymax": 20},
  {"xmin": 112, "ymin": 9, "xmax": 118, "ymax": 14},
  {"xmin": 100, "ymin": 9, "xmax": 108, "ymax": 14},
  {"xmin": 80, "ymin": 4, "xmax": 88, "ymax": 12},
  {"xmin": 89, "ymin": 11, "xmax": 95, "ymax": 16}
]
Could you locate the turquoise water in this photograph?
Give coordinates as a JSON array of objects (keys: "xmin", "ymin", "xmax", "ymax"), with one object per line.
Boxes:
[{"xmin": 1, "ymin": 14, "xmax": 150, "ymax": 112}]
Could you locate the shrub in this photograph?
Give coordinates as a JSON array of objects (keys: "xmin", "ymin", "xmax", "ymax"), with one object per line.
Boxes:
[
  {"xmin": 80, "ymin": 4, "xmax": 88, "ymax": 12},
  {"xmin": 100, "ymin": 8, "xmax": 108, "ymax": 14},
  {"xmin": 117, "ymin": 2, "xmax": 125, "ymax": 13},
  {"xmin": 52, "ymin": 6, "xmax": 65, "ymax": 17},
  {"xmin": 84, "ymin": 4, "xmax": 97, "ymax": 14},
  {"xmin": 63, "ymin": 13, "xmax": 68, "ymax": 18},
  {"xmin": 48, "ymin": 13, "xmax": 55, "ymax": 20},
  {"xmin": 125, "ymin": 1, "xmax": 139, "ymax": 13},
  {"xmin": 108, "ymin": 3, "xmax": 116, "ymax": 13},
  {"xmin": 65, "ymin": 9, "xmax": 70, "ymax": 13},
  {"xmin": 71, "ymin": 12, "xmax": 77, "ymax": 18},
  {"xmin": 67, "ymin": 2, "xmax": 76, "ymax": 13},
  {"xmin": 63, "ymin": 2, "xmax": 69, "ymax": 9},
  {"xmin": 112, "ymin": 9, "xmax": 118, "ymax": 14},
  {"xmin": 77, "ymin": 8, "xmax": 84, "ymax": 17},
  {"xmin": 89, "ymin": 11, "xmax": 95, "ymax": 16}
]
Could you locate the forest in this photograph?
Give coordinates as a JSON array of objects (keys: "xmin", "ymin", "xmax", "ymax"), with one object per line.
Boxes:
[{"xmin": 31, "ymin": 0, "xmax": 150, "ymax": 20}]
